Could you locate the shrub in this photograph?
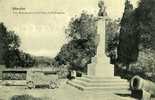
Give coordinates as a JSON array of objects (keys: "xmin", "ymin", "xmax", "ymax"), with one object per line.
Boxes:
[
  {"xmin": 2, "ymin": 71, "xmax": 26, "ymax": 80},
  {"xmin": 10, "ymin": 94, "xmax": 42, "ymax": 100},
  {"xmin": 57, "ymin": 64, "xmax": 69, "ymax": 79},
  {"xmin": 129, "ymin": 49, "xmax": 155, "ymax": 73}
]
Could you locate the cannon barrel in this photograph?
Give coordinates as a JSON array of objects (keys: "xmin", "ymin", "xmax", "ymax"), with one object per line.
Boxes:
[{"xmin": 130, "ymin": 75, "xmax": 155, "ymax": 96}]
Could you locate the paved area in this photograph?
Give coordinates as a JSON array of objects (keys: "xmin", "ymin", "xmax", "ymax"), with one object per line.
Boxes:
[{"xmin": 0, "ymin": 80, "xmax": 137, "ymax": 100}]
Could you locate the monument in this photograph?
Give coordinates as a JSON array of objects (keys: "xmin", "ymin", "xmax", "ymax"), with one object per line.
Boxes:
[
  {"xmin": 87, "ymin": 1, "xmax": 113, "ymax": 77},
  {"xmin": 67, "ymin": 1, "xmax": 129, "ymax": 93}
]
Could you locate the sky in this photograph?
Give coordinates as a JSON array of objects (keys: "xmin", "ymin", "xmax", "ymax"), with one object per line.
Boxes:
[{"xmin": 0, "ymin": 0, "xmax": 139, "ymax": 57}]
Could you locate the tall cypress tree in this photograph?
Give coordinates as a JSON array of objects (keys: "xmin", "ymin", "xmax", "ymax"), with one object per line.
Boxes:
[
  {"xmin": 0, "ymin": 23, "xmax": 7, "ymax": 64},
  {"xmin": 118, "ymin": 0, "xmax": 139, "ymax": 68}
]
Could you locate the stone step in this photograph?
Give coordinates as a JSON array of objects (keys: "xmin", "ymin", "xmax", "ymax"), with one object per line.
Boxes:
[
  {"xmin": 83, "ymin": 75, "xmax": 121, "ymax": 79},
  {"xmin": 85, "ymin": 88, "xmax": 131, "ymax": 94},
  {"xmin": 86, "ymin": 87, "xmax": 131, "ymax": 91},
  {"xmin": 69, "ymin": 80, "xmax": 129, "ymax": 88},
  {"xmin": 67, "ymin": 76, "xmax": 130, "ymax": 94},
  {"xmin": 76, "ymin": 77, "xmax": 128, "ymax": 83},
  {"xmin": 67, "ymin": 80, "xmax": 130, "ymax": 93},
  {"xmin": 73, "ymin": 79, "xmax": 129, "ymax": 87},
  {"xmin": 82, "ymin": 75, "xmax": 126, "ymax": 81}
]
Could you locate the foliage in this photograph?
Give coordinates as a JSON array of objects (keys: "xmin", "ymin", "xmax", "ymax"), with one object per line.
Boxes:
[
  {"xmin": 116, "ymin": 0, "xmax": 155, "ymax": 81},
  {"xmin": 117, "ymin": 49, "xmax": 155, "ymax": 81},
  {"xmin": 33, "ymin": 56, "xmax": 53, "ymax": 67},
  {"xmin": 5, "ymin": 49, "xmax": 35, "ymax": 68},
  {"xmin": 117, "ymin": 0, "xmax": 139, "ymax": 67},
  {"xmin": 0, "ymin": 23, "xmax": 20, "ymax": 67},
  {"xmin": 134, "ymin": 0, "xmax": 155, "ymax": 49},
  {"xmin": 106, "ymin": 18, "xmax": 120, "ymax": 52},
  {"xmin": 127, "ymin": 0, "xmax": 155, "ymax": 73},
  {"xmin": 65, "ymin": 11, "xmax": 97, "ymax": 41},
  {"xmin": 11, "ymin": 94, "xmax": 42, "ymax": 100},
  {"xmin": 57, "ymin": 64, "xmax": 69, "ymax": 78},
  {"xmin": 129, "ymin": 49, "xmax": 155, "ymax": 73},
  {"xmin": 55, "ymin": 40, "xmax": 96, "ymax": 72},
  {"xmin": 0, "ymin": 23, "xmax": 35, "ymax": 68},
  {"xmin": 55, "ymin": 12, "xmax": 97, "ymax": 72},
  {"xmin": 2, "ymin": 72, "xmax": 26, "ymax": 80},
  {"xmin": 17, "ymin": 51, "xmax": 35, "ymax": 67},
  {"xmin": 106, "ymin": 18, "xmax": 120, "ymax": 64}
]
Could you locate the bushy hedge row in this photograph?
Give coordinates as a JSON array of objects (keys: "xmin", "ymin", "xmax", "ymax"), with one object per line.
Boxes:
[
  {"xmin": 116, "ymin": 66, "xmax": 155, "ymax": 82},
  {"xmin": 10, "ymin": 94, "xmax": 42, "ymax": 100},
  {"xmin": 2, "ymin": 72, "xmax": 26, "ymax": 80}
]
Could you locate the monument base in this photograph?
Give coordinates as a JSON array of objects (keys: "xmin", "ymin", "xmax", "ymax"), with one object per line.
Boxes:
[
  {"xmin": 87, "ymin": 56, "xmax": 114, "ymax": 77},
  {"xmin": 67, "ymin": 75, "xmax": 130, "ymax": 94},
  {"xmin": 67, "ymin": 57, "xmax": 129, "ymax": 94},
  {"xmin": 67, "ymin": 56, "xmax": 129, "ymax": 94}
]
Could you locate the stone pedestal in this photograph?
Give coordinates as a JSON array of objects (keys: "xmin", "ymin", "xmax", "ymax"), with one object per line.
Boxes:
[{"xmin": 88, "ymin": 17, "xmax": 114, "ymax": 77}]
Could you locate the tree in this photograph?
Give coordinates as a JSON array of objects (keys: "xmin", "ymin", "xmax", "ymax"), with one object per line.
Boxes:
[
  {"xmin": 134, "ymin": 0, "xmax": 155, "ymax": 50},
  {"xmin": 18, "ymin": 51, "xmax": 35, "ymax": 68},
  {"xmin": 0, "ymin": 23, "xmax": 20, "ymax": 66},
  {"xmin": 66, "ymin": 11, "xmax": 97, "ymax": 41},
  {"xmin": 117, "ymin": 0, "xmax": 155, "ymax": 78},
  {"xmin": 127, "ymin": 0, "xmax": 155, "ymax": 76},
  {"xmin": 0, "ymin": 23, "xmax": 7, "ymax": 64},
  {"xmin": 0, "ymin": 23, "xmax": 35, "ymax": 68},
  {"xmin": 106, "ymin": 18, "xmax": 120, "ymax": 64},
  {"xmin": 117, "ymin": 0, "xmax": 139, "ymax": 69},
  {"xmin": 55, "ymin": 12, "xmax": 97, "ymax": 72},
  {"xmin": 0, "ymin": 23, "xmax": 21, "ymax": 67}
]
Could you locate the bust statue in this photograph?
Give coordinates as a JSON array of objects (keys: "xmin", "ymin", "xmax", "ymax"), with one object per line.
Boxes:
[{"xmin": 98, "ymin": 0, "xmax": 107, "ymax": 17}]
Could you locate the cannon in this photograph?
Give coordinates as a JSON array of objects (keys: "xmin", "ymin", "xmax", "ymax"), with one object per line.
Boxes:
[{"xmin": 130, "ymin": 75, "xmax": 155, "ymax": 100}]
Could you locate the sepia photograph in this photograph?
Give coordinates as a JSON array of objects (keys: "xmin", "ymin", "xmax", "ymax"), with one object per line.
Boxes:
[{"xmin": 0, "ymin": 0, "xmax": 155, "ymax": 100}]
